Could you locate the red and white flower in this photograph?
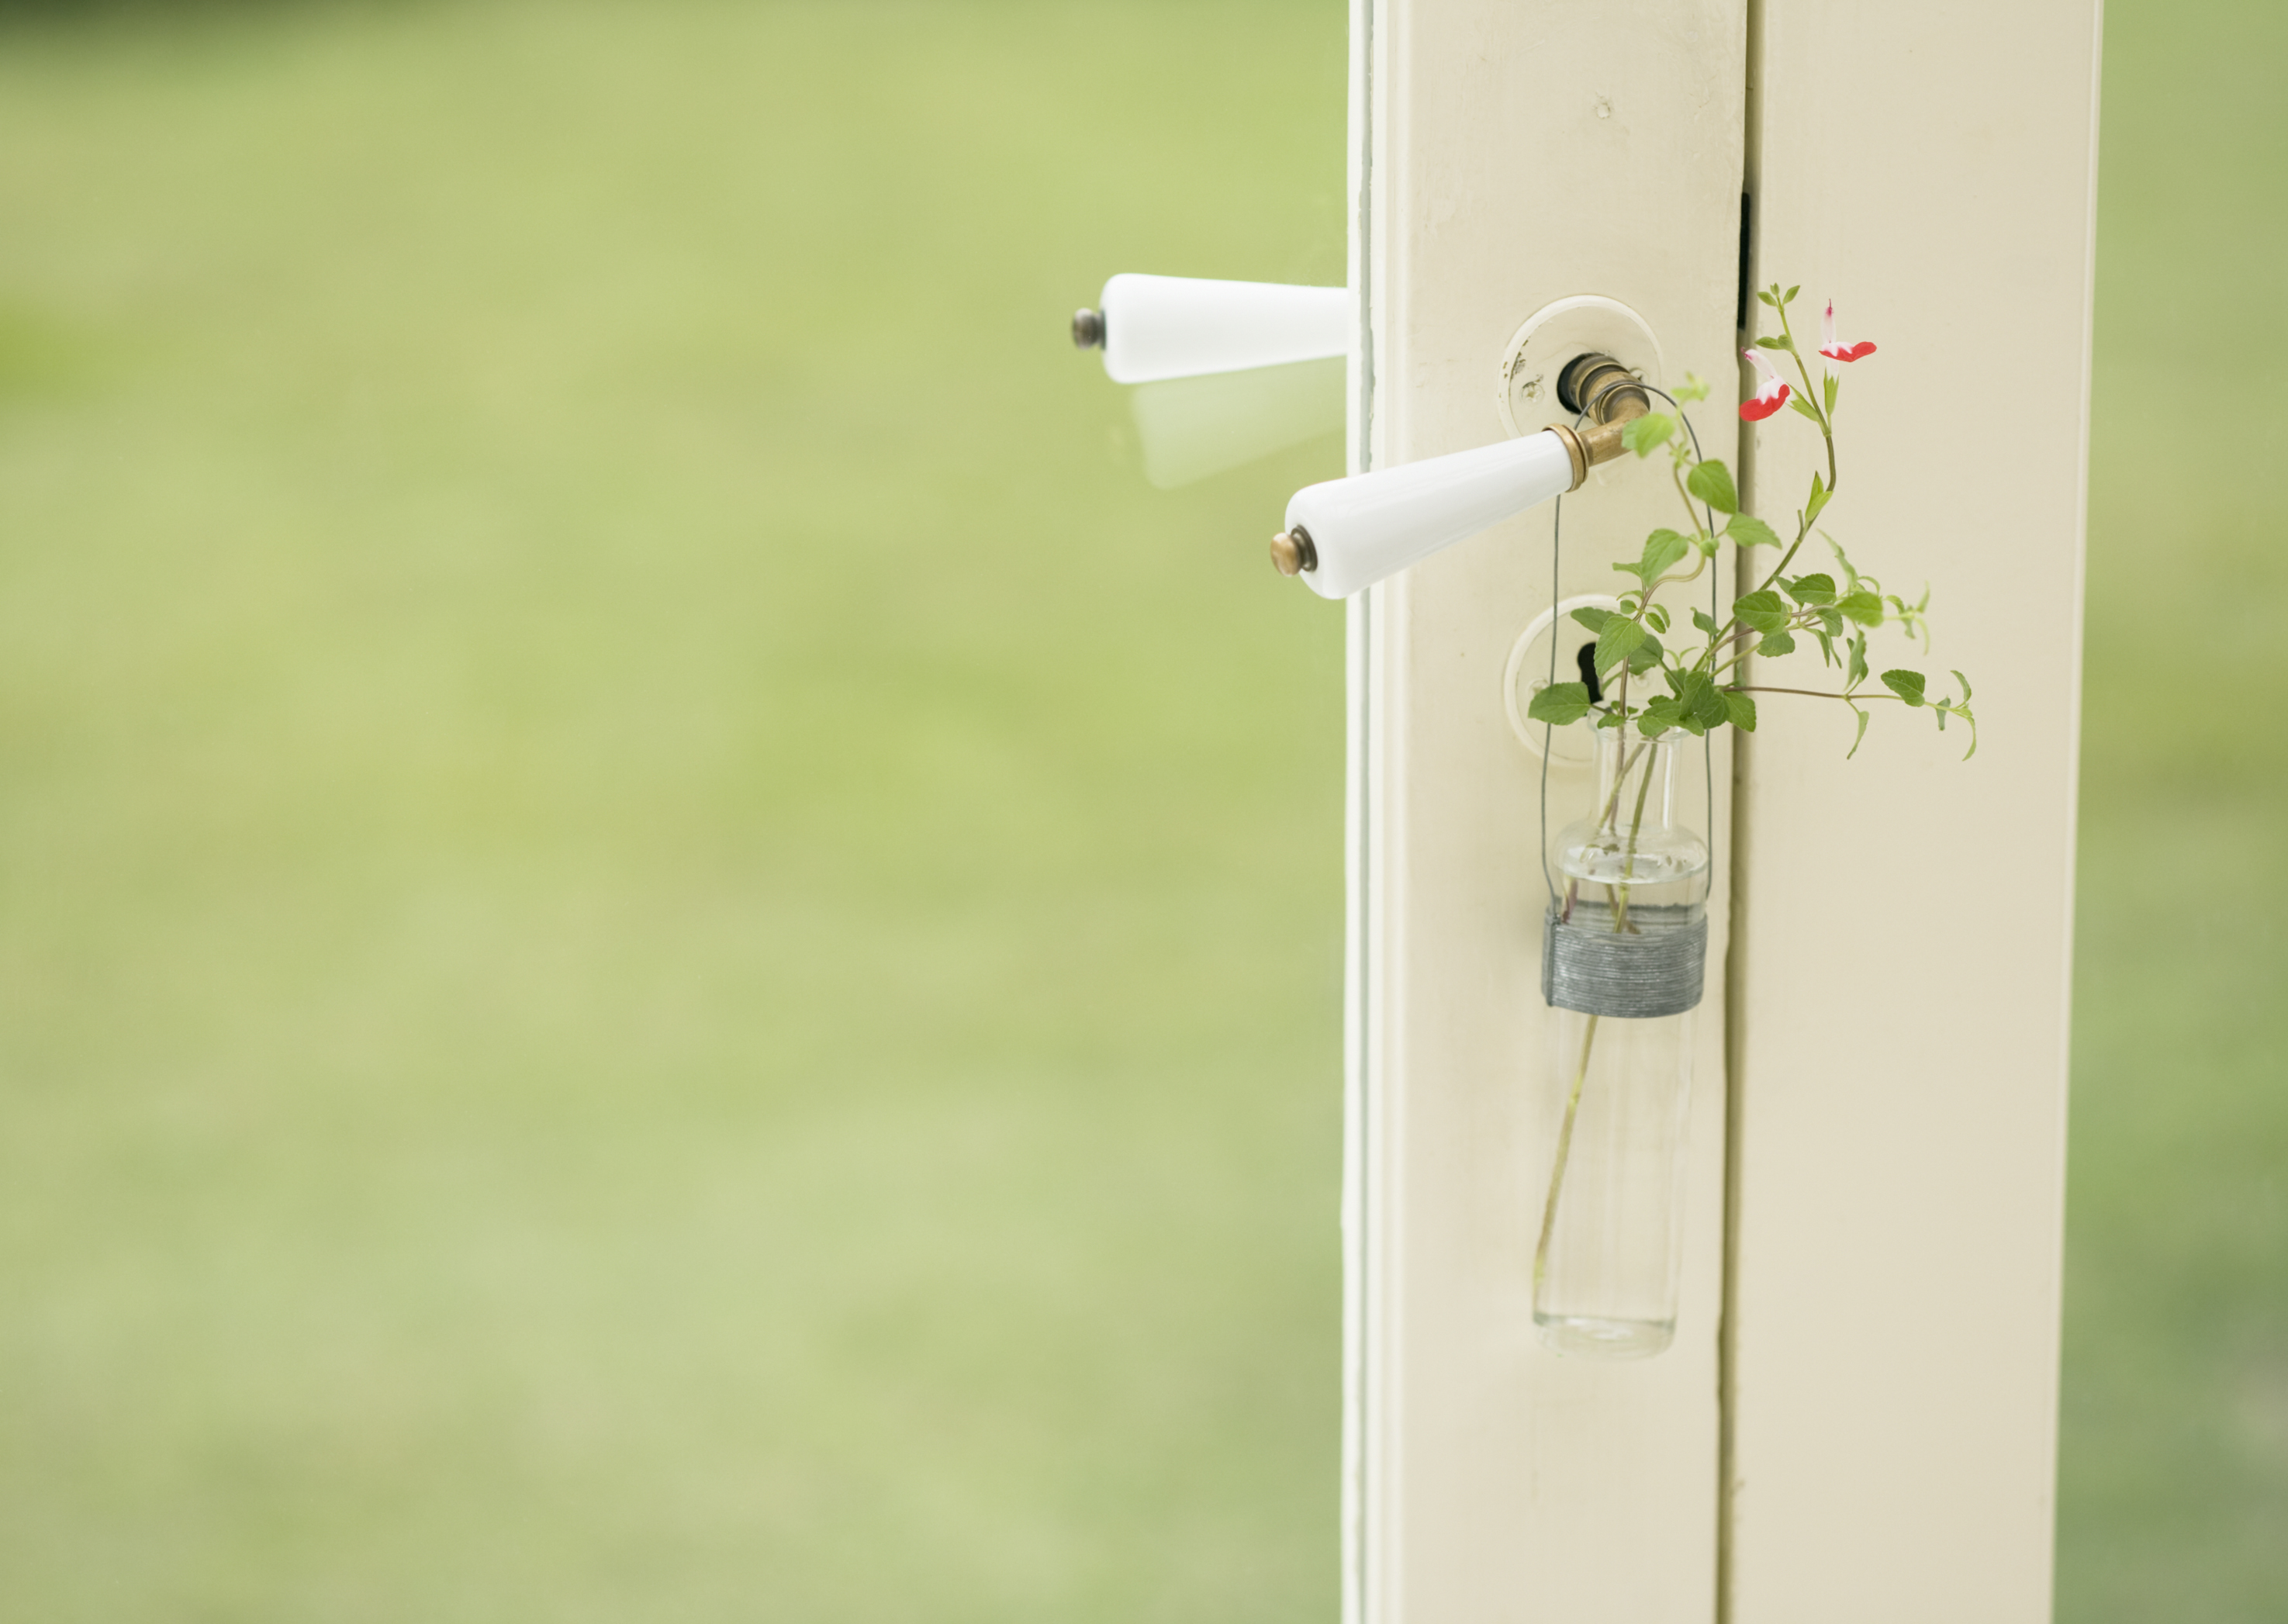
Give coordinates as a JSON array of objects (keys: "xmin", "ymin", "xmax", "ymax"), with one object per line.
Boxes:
[
  {"xmin": 1740, "ymin": 347, "xmax": 1791, "ymax": 422},
  {"xmin": 1819, "ymin": 299, "xmax": 1877, "ymax": 363}
]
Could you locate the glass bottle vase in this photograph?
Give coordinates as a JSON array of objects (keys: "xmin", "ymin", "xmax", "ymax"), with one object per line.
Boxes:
[{"xmin": 1533, "ymin": 725, "xmax": 1709, "ymax": 1359}]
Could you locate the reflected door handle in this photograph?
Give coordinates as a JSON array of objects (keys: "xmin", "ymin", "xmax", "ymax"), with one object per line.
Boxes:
[{"xmin": 1073, "ymin": 274, "xmax": 1348, "ymax": 383}]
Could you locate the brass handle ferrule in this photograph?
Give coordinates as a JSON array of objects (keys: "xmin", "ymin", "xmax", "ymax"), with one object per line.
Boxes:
[{"xmin": 1545, "ymin": 423, "xmax": 1591, "ymax": 491}]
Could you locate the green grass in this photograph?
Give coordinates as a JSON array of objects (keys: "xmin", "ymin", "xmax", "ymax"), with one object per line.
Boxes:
[
  {"xmin": 0, "ymin": 0, "xmax": 2282, "ymax": 1618},
  {"xmin": 0, "ymin": 3, "xmax": 1347, "ymax": 1619}
]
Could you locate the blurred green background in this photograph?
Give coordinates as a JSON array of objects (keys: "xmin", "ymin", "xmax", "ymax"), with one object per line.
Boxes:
[
  {"xmin": 0, "ymin": 1, "xmax": 2276, "ymax": 1620},
  {"xmin": 2055, "ymin": 0, "xmax": 2288, "ymax": 1615}
]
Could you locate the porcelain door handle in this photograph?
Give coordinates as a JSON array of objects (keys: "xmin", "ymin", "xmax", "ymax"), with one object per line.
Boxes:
[{"xmin": 1275, "ymin": 353, "xmax": 1651, "ymax": 597}]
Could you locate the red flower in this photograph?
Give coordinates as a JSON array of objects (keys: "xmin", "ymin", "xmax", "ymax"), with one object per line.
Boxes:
[
  {"xmin": 1740, "ymin": 347, "xmax": 1791, "ymax": 422},
  {"xmin": 1819, "ymin": 299, "xmax": 1877, "ymax": 363}
]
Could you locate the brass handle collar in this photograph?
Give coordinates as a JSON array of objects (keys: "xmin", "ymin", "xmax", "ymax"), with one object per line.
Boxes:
[{"xmin": 1545, "ymin": 423, "xmax": 1591, "ymax": 491}]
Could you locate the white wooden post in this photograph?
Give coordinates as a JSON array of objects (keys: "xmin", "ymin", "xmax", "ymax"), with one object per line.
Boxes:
[
  {"xmin": 1339, "ymin": 2, "xmax": 2100, "ymax": 1619},
  {"xmin": 1343, "ymin": 3, "xmax": 1750, "ymax": 1619},
  {"xmin": 1723, "ymin": 5, "xmax": 2102, "ymax": 1619}
]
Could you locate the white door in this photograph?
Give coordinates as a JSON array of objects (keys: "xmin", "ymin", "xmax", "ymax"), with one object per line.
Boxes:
[{"xmin": 1340, "ymin": 2, "xmax": 2100, "ymax": 1619}]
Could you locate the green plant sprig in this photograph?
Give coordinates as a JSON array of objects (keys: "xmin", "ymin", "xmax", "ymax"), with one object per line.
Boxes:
[{"xmin": 1524, "ymin": 283, "xmax": 1976, "ymax": 759}]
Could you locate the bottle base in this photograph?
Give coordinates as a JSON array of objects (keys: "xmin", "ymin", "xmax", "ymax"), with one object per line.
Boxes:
[{"xmin": 1533, "ymin": 1311, "xmax": 1675, "ymax": 1360}]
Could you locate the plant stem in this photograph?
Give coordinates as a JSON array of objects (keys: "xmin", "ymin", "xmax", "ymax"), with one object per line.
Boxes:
[
  {"xmin": 1612, "ymin": 730, "xmax": 1657, "ymax": 935},
  {"xmin": 1533, "ymin": 1013, "xmax": 1600, "ymax": 1300},
  {"xmin": 1771, "ymin": 300, "xmax": 1837, "ymax": 494},
  {"xmin": 1645, "ymin": 550, "xmax": 1709, "ymax": 599},
  {"xmin": 1730, "ymin": 685, "xmax": 1909, "ymax": 701},
  {"xmin": 1670, "ymin": 458, "xmax": 1710, "ymax": 547},
  {"xmin": 1563, "ymin": 732, "xmax": 1650, "ymax": 924},
  {"xmin": 1534, "ymin": 736, "xmax": 1661, "ymax": 1315},
  {"xmin": 1591, "ymin": 738, "xmax": 1651, "ymax": 832},
  {"xmin": 1681, "ymin": 298, "xmax": 1841, "ymax": 684}
]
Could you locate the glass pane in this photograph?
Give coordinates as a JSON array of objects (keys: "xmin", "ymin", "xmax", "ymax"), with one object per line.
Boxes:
[{"xmin": 0, "ymin": 2, "xmax": 1346, "ymax": 1618}]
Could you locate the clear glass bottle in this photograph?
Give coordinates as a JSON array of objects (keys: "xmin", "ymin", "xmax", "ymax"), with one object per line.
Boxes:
[{"xmin": 1533, "ymin": 726, "xmax": 1709, "ymax": 1359}]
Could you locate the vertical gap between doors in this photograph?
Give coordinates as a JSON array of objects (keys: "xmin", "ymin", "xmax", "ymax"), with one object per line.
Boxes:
[{"xmin": 1717, "ymin": 2, "xmax": 1768, "ymax": 1618}]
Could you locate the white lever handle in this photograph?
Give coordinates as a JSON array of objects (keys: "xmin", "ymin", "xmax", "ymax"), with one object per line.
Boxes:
[
  {"xmin": 1079, "ymin": 274, "xmax": 1348, "ymax": 383},
  {"xmin": 1281, "ymin": 429, "xmax": 1578, "ymax": 599}
]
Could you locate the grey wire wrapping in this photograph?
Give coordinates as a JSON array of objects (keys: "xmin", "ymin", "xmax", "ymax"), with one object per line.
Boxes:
[
  {"xmin": 1536, "ymin": 385, "xmax": 1716, "ymax": 1018},
  {"xmin": 1543, "ymin": 902, "xmax": 1709, "ymax": 1018}
]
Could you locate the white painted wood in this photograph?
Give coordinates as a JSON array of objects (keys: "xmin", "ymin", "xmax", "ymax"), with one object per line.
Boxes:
[
  {"xmin": 1722, "ymin": 3, "xmax": 2102, "ymax": 1619},
  {"xmin": 1342, "ymin": 3, "xmax": 1751, "ymax": 1619}
]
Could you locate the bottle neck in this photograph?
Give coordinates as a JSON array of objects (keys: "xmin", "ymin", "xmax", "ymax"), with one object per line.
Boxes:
[{"xmin": 1594, "ymin": 728, "xmax": 1679, "ymax": 844}]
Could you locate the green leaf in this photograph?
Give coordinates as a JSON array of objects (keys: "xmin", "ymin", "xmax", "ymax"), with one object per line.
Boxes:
[
  {"xmin": 1784, "ymin": 284, "xmax": 1800, "ymax": 302},
  {"xmin": 1622, "ymin": 413, "xmax": 1676, "ymax": 455},
  {"xmin": 1595, "ymin": 615, "xmax": 1646, "ymax": 676},
  {"xmin": 1526, "ymin": 682, "xmax": 1595, "ymax": 726},
  {"xmin": 1754, "ymin": 335, "xmax": 1791, "ymax": 351},
  {"xmin": 1757, "ymin": 629, "xmax": 1797, "ymax": 658},
  {"xmin": 1653, "ymin": 528, "xmax": 1695, "ymax": 568},
  {"xmin": 1823, "ymin": 371, "xmax": 1839, "ymax": 415},
  {"xmin": 1814, "ymin": 630, "xmax": 1837, "ymax": 666},
  {"xmin": 1724, "ymin": 690, "xmax": 1758, "ymax": 731},
  {"xmin": 1816, "ymin": 607, "xmax": 1844, "ymax": 638},
  {"xmin": 1733, "ymin": 589, "xmax": 1789, "ymax": 634},
  {"xmin": 1726, "ymin": 513, "xmax": 1782, "ymax": 550},
  {"xmin": 1644, "ymin": 603, "xmax": 1671, "ymax": 634},
  {"xmin": 1691, "ymin": 609, "xmax": 1721, "ymax": 636},
  {"xmin": 1626, "ymin": 634, "xmax": 1664, "ymax": 676},
  {"xmin": 1943, "ymin": 696, "xmax": 1979, "ymax": 758},
  {"xmin": 1686, "ymin": 460, "xmax": 1740, "ymax": 515},
  {"xmin": 1786, "ymin": 394, "xmax": 1823, "ymax": 424},
  {"xmin": 1571, "ymin": 606, "xmax": 1612, "ymax": 634},
  {"xmin": 1756, "ymin": 290, "xmax": 1777, "ymax": 308},
  {"xmin": 1837, "ymin": 591, "xmax": 1885, "ymax": 627},
  {"xmin": 1846, "ymin": 704, "xmax": 1872, "ymax": 759},
  {"xmin": 1782, "ymin": 572, "xmax": 1837, "ymax": 606},
  {"xmin": 1847, "ymin": 631, "xmax": 1870, "ymax": 688},
  {"xmin": 1681, "ymin": 671, "xmax": 1728, "ymax": 729},
  {"xmin": 1825, "ymin": 535, "xmax": 1859, "ymax": 588},
  {"xmin": 1880, "ymin": 669, "xmax": 1927, "ymax": 707},
  {"xmin": 1638, "ymin": 694, "xmax": 1686, "ymax": 735},
  {"xmin": 1638, "ymin": 528, "xmax": 1692, "ymax": 581},
  {"xmin": 1675, "ymin": 372, "xmax": 1710, "ymax": 403},
  {"xmin": 1952, "ymin": 669, "xmax": 1975, "ymax": 705},
  {"xmin": 1640, "ymin": 693, "xmax": 1702, "ymax": 738},
  {"xmin": 1804, "ymin": 472, "xmax": 1830, "ymax": 525}
]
